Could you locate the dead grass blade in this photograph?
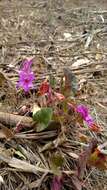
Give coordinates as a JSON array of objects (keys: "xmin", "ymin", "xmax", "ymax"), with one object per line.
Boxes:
[{"xmin": 0, "ymin": 154, "xmax": 51, "ymax": 174}]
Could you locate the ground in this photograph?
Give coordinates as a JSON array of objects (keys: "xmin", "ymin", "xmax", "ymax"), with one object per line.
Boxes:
[{"xmin": 0, "ymin": 0, "xmax": 107, "ymax": 190}]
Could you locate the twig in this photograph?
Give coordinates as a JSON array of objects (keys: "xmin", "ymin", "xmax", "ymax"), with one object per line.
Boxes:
[
  {"xmin": 0, "ymin": 112, "xmax": 34, "ymax": 127},
  {"xmin": 0, "ymin": 154, "xmax": 51, "ymax": 174}
]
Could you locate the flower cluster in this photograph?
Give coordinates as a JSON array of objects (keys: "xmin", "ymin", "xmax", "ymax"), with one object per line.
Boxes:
[
  {"xmin": 17, "ymin": 59, "xmax": 35, "ymax": 92},
  {"xmin": 76, "ymin": 105, "xmax": 93, "ymax": 126}
]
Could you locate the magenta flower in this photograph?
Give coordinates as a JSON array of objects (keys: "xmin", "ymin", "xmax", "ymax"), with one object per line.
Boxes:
[
  {"xmin": 76, "ymin": 105, "xmax": 93, "ymax": 126},
  {"xmin": 17, "ymin": 59, "xmax": 35, "ymax": 92}
]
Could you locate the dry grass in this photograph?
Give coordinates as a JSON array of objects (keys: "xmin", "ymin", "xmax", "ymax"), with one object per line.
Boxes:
[{"xmin": 0, "ymin": 0, "xmax": 107, "ymax": 189}]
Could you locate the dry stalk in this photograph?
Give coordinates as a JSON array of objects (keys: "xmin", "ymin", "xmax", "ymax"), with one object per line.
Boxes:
[{"xmin": 0, "ymin": 112, "xmax": 34, "ymax": 127}]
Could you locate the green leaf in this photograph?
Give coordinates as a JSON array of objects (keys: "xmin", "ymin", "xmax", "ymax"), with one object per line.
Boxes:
[
  {"xmin": 36, "ymin": 123, "xmax": 48, "ymax": 132},
  {"xmin": 33, "ymin": 107, "xmax": 53, "ymax": 125},
  {"xmin": 33, "ymin": 107, "xmax": 53, "ymax": 132}
]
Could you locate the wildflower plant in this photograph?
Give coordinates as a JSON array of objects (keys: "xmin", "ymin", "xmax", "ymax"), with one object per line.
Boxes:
[{"xmin": 15, "ymin": 64, "xmax": 106, "ymax": 190}]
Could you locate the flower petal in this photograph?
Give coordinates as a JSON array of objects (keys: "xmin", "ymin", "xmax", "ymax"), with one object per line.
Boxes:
[
  {"xmin": 76, "ymin": 105, "xmax": 89, "ymax": 119},
  {"xmin": 22, "ymin": 59, "xmax": 33, "ymax": 72},
  {"xmin": 85, "ymin": 115, "xmax": 93, "ymax": 125}
]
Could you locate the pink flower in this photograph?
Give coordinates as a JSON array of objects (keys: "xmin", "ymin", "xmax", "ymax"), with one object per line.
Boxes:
[
  {"xmin": 76, "ymin": 105, "xmax": 93, "ymax": 126},
  {"xmin": 17, "ymin": 59, "xmax": 35, "ymax": 92}
]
